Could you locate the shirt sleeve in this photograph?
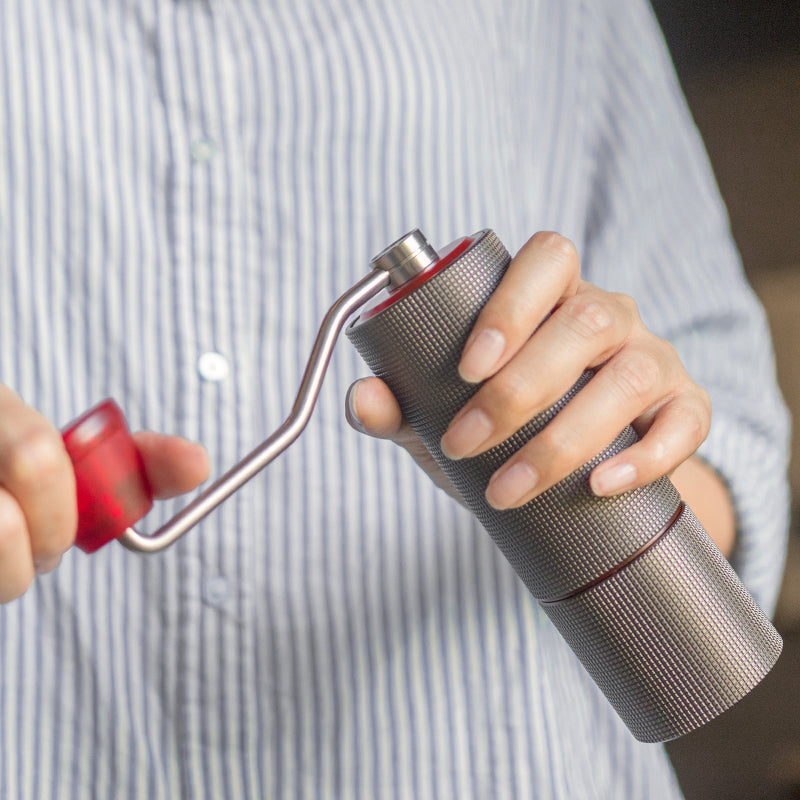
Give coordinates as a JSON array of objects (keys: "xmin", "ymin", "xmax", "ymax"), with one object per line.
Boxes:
[{"xmin": 574, "ymin": 0, "xmax": 792, "ymax": 615}]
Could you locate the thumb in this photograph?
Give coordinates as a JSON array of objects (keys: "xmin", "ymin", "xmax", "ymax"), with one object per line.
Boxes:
[
  {"xmin": 132, "ymin": 432, "xmax": 210, "ymax": 500},
  {"xmin": 345, "ymin": 377, "xmax": 404, "ymax": 439},
  {"xmin": 346, "ymin": 378, "xmax": 465, "ymax": 506}
]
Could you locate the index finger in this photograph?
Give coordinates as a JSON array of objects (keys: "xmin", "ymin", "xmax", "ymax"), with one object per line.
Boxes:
[
  {"xmin": 132, "ymin": 432, "xmax": 210, "ymax": 500},
  {"xmin": 458, "ymin": 231, "xmax": 582, "ymax": 384}
]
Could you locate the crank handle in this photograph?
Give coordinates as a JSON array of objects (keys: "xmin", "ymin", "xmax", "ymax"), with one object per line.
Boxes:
[{"xmin": 63, "ymin": 268, "xmax": 391, "ymax": 554}]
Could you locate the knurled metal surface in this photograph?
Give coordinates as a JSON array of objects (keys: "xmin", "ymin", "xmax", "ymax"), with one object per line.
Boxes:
[
  {"xmin": 346, "ymin": 229, "xmax": 782, "ymax": 742},
  {"xmin": 541, "ymin": 505, "xmax": 782, "ymax": 742},
  {"xmin": 347, "ymin": 230, "xmax": 680, "ymax": 600}
]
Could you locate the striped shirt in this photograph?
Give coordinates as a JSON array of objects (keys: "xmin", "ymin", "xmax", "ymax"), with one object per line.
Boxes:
[{"xmin": 0, "ymin": 0, "xmax": 790, "ymax": 798}]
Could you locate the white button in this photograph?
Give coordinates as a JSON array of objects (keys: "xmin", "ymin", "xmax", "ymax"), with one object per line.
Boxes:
[
  {"xmin": 202, "ymin": 576, "xmax": 231, "ymax": 608},
  {"xmin": 191, "ymin": 138, "xmax": 217, "ymax": 163},
  {"xmin": 197, "ymin": 351, "xmax": 230, "ymax": 382}
]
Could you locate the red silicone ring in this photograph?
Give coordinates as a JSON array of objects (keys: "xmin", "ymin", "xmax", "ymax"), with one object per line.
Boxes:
[
  {"xmin": 359, "ymin": 236, "xmax": 473, "ymax": 322},
  {"xmin": 62, "ymin": 399, "xmax": 153, "ymax": 553}
]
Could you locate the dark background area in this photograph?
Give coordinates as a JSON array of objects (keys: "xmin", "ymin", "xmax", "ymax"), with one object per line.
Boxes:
[{"xmin": 650, "ymin": 2, "xmax": 800, "ymax": 798}]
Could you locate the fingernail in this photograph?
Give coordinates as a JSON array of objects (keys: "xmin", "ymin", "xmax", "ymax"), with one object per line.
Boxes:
[
  {"xmin": 34, "ymin": 555, "xmax": 61, "ymax": 575},
  {"xmin": 486, "ymin": 462, "xmax": 539, "ymax": 509},
  {"xmin": 591, "ymin": 463, "xmax": 637, "ymax": 496},
  {"xmin": 459, "ymin": 328, "xmax": 505, "ymax": 383},
  {"xmin": 345, "ymin": 382, "xmax": 366, "ymax": 433},
  {"xmin": 441, "ymin": 409, "xmax": 494, "ymax": 460}
]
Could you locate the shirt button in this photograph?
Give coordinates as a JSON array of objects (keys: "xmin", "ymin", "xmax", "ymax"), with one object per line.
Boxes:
[
  {"xmin": 197, "ymin": 351, "xmax": 230, "ymax": 382},
  {"xmin": 191, "ymin": 138, "xmax": 217, "ymax": 163},
  {"xmin": 202, "ymin": 576, "xmax": 231, "ymax": 608}
]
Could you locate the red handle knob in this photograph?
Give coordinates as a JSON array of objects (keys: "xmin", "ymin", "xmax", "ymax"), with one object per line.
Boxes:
[{"xmin": 61, "ymin": 399, "xmax": 153, "ymax": 553}]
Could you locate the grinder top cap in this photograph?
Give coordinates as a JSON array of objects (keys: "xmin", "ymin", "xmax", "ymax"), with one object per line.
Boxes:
[{"xmin": 370, "ymin": 229, "xmax": 440, "ymax": 289}]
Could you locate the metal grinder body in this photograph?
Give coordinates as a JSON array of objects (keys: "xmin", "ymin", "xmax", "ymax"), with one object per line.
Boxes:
[{"xmin": 346, "ymin": 228, "xmax": 781, "ymax": 743}]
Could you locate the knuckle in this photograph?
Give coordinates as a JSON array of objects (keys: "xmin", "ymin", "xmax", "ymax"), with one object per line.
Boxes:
[
  {"xmin": 559, "ymin": 296, "xmax": 614, "ymax": 342},
  {"xmin": 608, "ymin": 350, "xmax": 661, "ymax": 403},
  {"xmin": 696, "ymin": 386, "xmax": 712, "ymax": 421},
  {"xmin": 536, "ymin": 422, "xmax": 583, "ymax": 469},
  {"xmin": 657, "ymin": 337, "xmax": 680, "ymax": 364},
  {"xmin": 677, "ymin": 398, "xmax": 711, "ymax": 447},
  {"xmin": 0, "ymin": 572, "xmax": 34, "ymax": 604},
  {"xmin": 0, "ymin": 423, "xmax": 69, "ymax": 489},
  {"xmin": 0, "ymin": 495, "xmax": 26, "ymax": 553},
  {"xmin": 484, "ymin": 370, "xmax": 534, "ymax": 419},
  {"xmin": 532, "ymin": 231, "xmax": 579, "ymax": 266},
  {"xmin": 612, "ymin": 292, "xmax": 640, "ymax": 320},
  {"xmin": 642, "ymin": 436, "xmax": 669, "ymax": 468},
  {"xmin": 33, "ymin": 521, "xmax": 75, "ymax": 562},
  {"xmin": 0, "ymin": 496, "xmax": 35, "ymax": 602}
]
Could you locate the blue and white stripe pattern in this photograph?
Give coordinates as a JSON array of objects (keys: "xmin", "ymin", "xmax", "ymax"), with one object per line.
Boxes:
[{"xmin": 0, "ymin": 0, "xmax": 790, "ymax": 797}]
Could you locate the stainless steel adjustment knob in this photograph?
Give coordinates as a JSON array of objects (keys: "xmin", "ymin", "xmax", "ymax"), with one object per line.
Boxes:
[{"xmin": 370, "ymin": 229, "xmax": 440, "ymax": 288}]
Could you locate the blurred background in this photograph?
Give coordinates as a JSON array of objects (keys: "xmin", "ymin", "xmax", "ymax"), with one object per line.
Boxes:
[{"xmin": 649, "ymin": 1, "xmax": 800, "ymax": 797}]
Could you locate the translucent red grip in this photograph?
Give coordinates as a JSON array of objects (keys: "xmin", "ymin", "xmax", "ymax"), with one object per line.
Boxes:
[{"xmin": 61, "ymin": 399, "xmax": 153, "ymax": 553}]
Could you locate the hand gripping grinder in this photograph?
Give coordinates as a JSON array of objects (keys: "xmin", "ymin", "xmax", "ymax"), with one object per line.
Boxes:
[{"xmin": 62, "ymin": 229, "xmax": 782, "ymax": 743}]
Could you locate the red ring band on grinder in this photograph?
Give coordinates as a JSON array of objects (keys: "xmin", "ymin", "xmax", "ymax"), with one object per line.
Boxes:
[
  {"xmin": 539, "ymin": 502, "xmax": 686, "ymax": 605},
  {"xmin": 359, "ymin": 236, "xmax": 473, "ymax": 322}
]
